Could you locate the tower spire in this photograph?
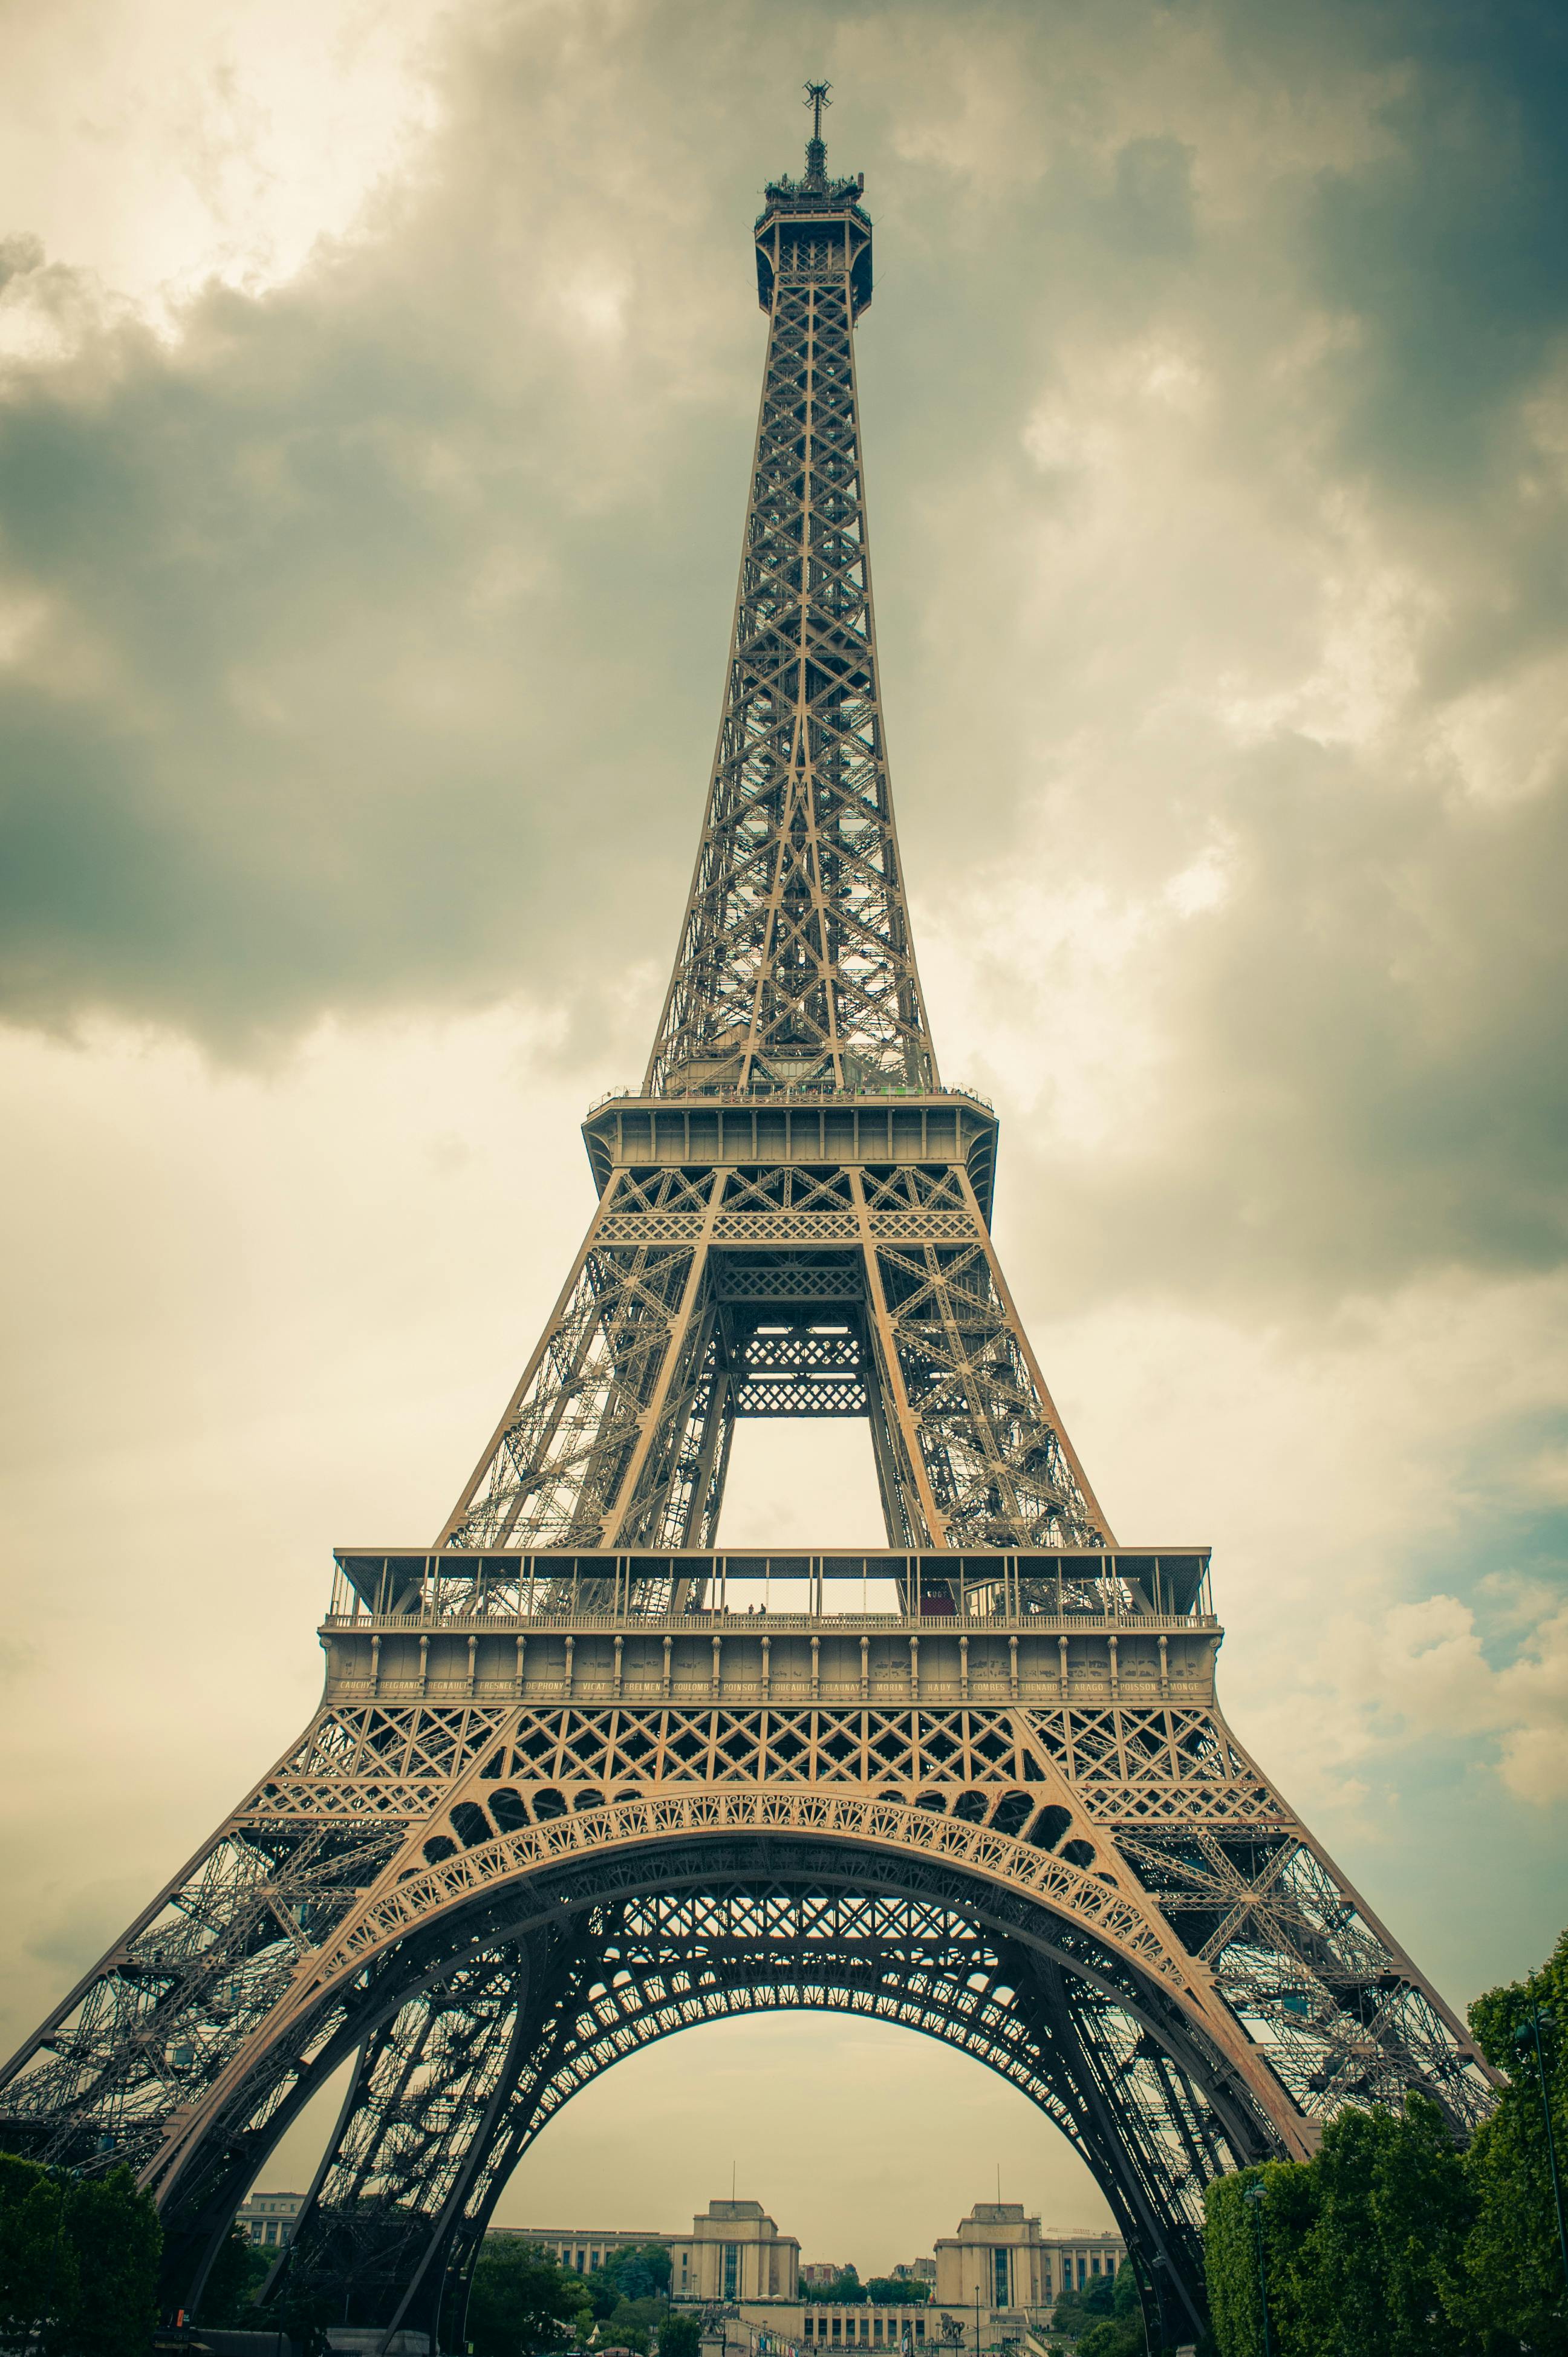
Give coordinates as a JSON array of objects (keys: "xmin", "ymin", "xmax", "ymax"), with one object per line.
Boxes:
[
  {"xmin": 803, "ymin": 78, "xmax": 830, "ymax": 185},
  {"xmin": 645, "ymin": 92, "xmax": 923, "ymax": 1100}
]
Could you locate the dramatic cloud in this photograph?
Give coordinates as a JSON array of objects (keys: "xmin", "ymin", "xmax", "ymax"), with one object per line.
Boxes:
[{"xmin": 2, "ymin": 0, "xmax": 1565, "ymax": 1293}]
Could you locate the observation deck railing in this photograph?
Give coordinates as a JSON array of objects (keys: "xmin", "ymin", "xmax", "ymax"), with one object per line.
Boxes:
[
  {"xmin": 585, "ymin": 1081, "xmax": 997, "ymax": 1115},
  {"xmin": 327, "ymin": 1545, "xmax": 1215, "ymax": 1628}
]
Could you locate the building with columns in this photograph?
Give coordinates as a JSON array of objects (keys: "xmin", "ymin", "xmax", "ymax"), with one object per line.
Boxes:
[
  {"xmin": 932, "ymin": 2203, "xmax": 1124, "ymax": 2332},
  {"xmin": 493, "ymin": 2225, "xmax": 674, "ymax": 2277},
  {"xmin": 490, "ymin": 2196, "xmax": 1121, "ymax": 2349},
  {"xmin": 1035, "ymin": 2229, "xmax": 1126, "ymax": 2304},
  {"xmin": 671, "ymin": 2199, "xmax": 801, "ymax": 2305},
  {"xmin": 236, "ymin": 2189, "xmax": 305, "ymax": 2251}
]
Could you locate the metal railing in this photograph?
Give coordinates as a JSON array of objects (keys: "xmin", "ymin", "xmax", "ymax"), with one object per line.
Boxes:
[
  {"xmin": 585, "ymin": 1081, "xmax": 996, "ymax": 1115},
  {"xmin": 321, "ymin": 1605, "xmax": 1220, "ymax": 1637}
]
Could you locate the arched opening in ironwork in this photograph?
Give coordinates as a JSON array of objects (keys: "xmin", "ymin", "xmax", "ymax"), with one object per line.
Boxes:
[{"xmin": 160, "ymin": 1832, "xmax": 1285, "ymax": 2352}]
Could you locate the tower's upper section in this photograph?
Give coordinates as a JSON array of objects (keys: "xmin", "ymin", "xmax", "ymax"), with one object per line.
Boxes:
[
  {"xmin": 643, "ymin": 91, "xmax": 936, "ymax": 1101},
  {"xmin": 754, "ymin": 86, "xmax": 873, "ymax": 319}
]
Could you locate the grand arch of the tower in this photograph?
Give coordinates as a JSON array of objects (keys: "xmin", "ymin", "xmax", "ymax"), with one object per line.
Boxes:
[
  {"xmin": 0, "ymin": 97, "xmax": 1499, "ymax": 2357},
  {"xmin": 264, "ymin": 1829, "xmax": 1287, "ymax": 2348},
  {"xmin": 80, "ymin": 1813, "xmax": 1303, "ymax": 2349}
]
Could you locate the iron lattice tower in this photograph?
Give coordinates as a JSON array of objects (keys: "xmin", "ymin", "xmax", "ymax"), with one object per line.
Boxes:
[{"xmin": 0, "ymin": 96, "xmax": 1494, "ymax": 2355}]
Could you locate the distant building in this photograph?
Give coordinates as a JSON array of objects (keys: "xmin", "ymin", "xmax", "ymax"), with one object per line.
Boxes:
[
  {"xmin": 491, "ymin": 2226, "xmax": 674, "ymax": 2275},
  {"xmin": 236, "ymin": 2191, "xmax": 305, "ymax": 2251},
  {"xmin": 1038, "ymin": 2229, "xmax": 1125, "ymax": 2302},
  {"xmin": 670, "ymin": 2199, "xmax": 801, "ymax": 2304},
  {"xmin": 492, "ymin": 2202, "xmax": 802, "ymax": 2304},
  {"xmin": 802, "ymin": 2306, "xmax": 929, "ymax": 2349},
  {"xmin": 493, "ymin": 2194, "xmax": 1121, "ymax": 2356},
  {"xmin": 932, "ymin": 2203, "xmax": 1124, "ymax": 2334}
]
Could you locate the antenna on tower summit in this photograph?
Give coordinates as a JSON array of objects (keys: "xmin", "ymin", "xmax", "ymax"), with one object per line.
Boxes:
[{"xmin": 803, "ymin": 79, "xmax": 831, "ymax": 181}]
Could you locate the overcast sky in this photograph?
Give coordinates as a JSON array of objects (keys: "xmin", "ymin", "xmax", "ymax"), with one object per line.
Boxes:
[{"xmin": 2, "ymin": 0, "xmax": 1566, "ymax": 2271}]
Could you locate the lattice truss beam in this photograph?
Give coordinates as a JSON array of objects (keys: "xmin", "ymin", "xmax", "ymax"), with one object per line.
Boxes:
[
  {"xmin": 645, "ymin": 253, "xmax": 934, "ymax": 1098},
  {"xmin": 442, "ymin": 1162, "xmax": 1103, "ymax": 1556},
  {"xmin": 0, "ymin": 1691, "xmax": 1488, "ymax": 2224}
]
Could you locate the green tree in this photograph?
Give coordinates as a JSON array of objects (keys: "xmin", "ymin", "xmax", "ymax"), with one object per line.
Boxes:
[
  {"xmin": 65, "ymin": 2169, "xmax": 164, "ymax": 2357},
  {"xmin": 587, "ymin": 2243, "xmax": 673, "ymax": 2316},
  {"xmin": 0, "ymin": 2154, "xmax": 160, "ymax": 2357},
  {"xmin": 821, "ymin": 2266, "xmax": 868, "ymax": 2304},
  {"xmin": 1070, "ymin": 2258, "xmax": 1146, "ymax": 2355},
  {"xmin": 1069, "ymin": 2266, "xmax": 1142, "ymax": 2357},
  {"xmin": 613, "ymin": 2243, "xmax": 672, "ymax": 2303},
  {"xmin": 865, "ymin": 2278, "xmax": 930, "ymax": 2305},
  {"xmin": 1459, "ymin": 1925, "xmax": 1568, "ymax": 2356},
  {"xmin": 1076, "ymin": 2318, "xmax": 1141, "ymax": 2357},
  {"xmin": 1052, "ymin": 2265, "xmax": 1116, "ymax": 2338},
  {"xmin": 594, "ymin": 2292, "xmax": 669, "ymax": 2350},
  {"xmin": 1204, "ymin": 2095, "xmax": 1473, "ymax": 2357},
  {"xmin": 0, "ymin": 2154, "xmax": 80, "ymax": 2349},
  {"xmin": 266, "ymin": 2258, "xmax": 340, "ymax": 2357},
  {"xmin": 1205, "ymin": 2160, "xmax": 1317, "ymax": 2357},
  {"xmin": 659, "ymin": 2314, "xmax": 703, "ymax": 2357},
  {"xmin": 468, "ymin": 2237, "xmax": 594, "ymax": 2357},
  {"xmin": 586, "ymin": 2268, "xmax": 623, "ymax": 2321},
  {"xmin": 1291, "ymin": 2093, "xmax": 1472, "ymax": 2357},
  {"xmin": 197, "ymin": 2226, "xmax": 272, "ymax": 2326}
]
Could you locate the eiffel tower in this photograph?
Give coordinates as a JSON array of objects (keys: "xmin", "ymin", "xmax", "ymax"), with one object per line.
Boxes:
[{"xmin": 1, "ymin": 89, "xmax": 1494, "ymax": 2355}]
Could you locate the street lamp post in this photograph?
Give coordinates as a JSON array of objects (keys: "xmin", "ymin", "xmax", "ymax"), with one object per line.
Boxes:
[
  {"xmin": 1123, "ymin": 2254, "xmax": 1153, "ymax": 2357},
  {"xmin": 1514, "ymin": 1998, "xmax": 1568, "ymax": 2308},
  {"xmin": 1241, "ymin": 2185, "xmax": 1274, "ymax": 2357}
]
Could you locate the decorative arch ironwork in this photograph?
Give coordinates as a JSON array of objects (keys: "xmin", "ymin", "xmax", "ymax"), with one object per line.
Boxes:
[{"xmin": 145, "ymin": 1829, "xmax": 1287, "ymax": 2350}]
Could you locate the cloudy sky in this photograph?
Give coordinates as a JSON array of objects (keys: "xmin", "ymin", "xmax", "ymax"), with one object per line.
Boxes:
[{"xmin": 3, "ymin": 0, "xmax": 1567, "ymax": 2268}]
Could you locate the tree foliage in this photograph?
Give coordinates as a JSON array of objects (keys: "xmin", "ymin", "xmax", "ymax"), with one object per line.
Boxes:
[
  {"xmin": 570, "ymin": 2242, "xmax": 674, "ymax": 2352},
  {"xmin": 197, "ymin": 2226, "xmax": 272, "ymax": 2326},
  {"xmin": 819, "ymin": 2266, "xmax": 868, "ymax": 2304},
  {"xmin": 585, "ymin": 2242, "xmax": 673, "ymax": 2315},
  {"xmin": 593, "ymin": 2291, "xmax": 669, "ymax": 2351},
  {"xmin": 1204, "ymin": 2162, "xmax": 1307, "ymax": 2357},
  {"xmin": 0, "ymin": 2152, "xmax": 161, "ymax": 2357},
  {"xmin": 264, "ymin": 2254, "xmax": 343, "ymax": 2357},
  {"xmin": 467, "ymin": 2237, "xmax": 594, "ymax": 2357},
  {"xmin": 1076, "ymin": 2320, "xmax": 1142, "ymax": 2357},
  {"xmin": 1205, "ymin": 2098, "xmax": 1474, "ymax": 2357},
  {"xmin": 1202, "ymin": 1920, "xmax": 1568, "ymax": 2357},
  {"xmin": 865, "ymin": 2278, "xmax": 931, "ymax": 2304},
  {"xmin": 1051, "ymin": 2265, "xmax": 1116, "ymax": 2333},
  {"xmin": 1053, "ymin": 2260, "xmax": 1142, "ymax": 2353},
  {"xmin": 1459, "ymin": 1924, "xmax": 1568, "ymax": 2356},
  {"xmin": 1301, "ymin": 2096, "xmax": 1473, "ymax": 2356},
  {"xmin": 658, "ymin": 2312, "xmax": 703, "ymax": 2357}
]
